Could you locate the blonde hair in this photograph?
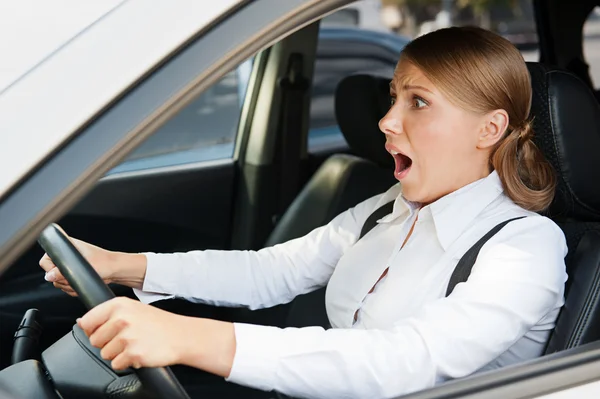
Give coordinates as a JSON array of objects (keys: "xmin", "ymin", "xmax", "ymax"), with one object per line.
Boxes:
[{"xmin": 400, "ymin": 26, "xmax": 555, "ymax": 212}]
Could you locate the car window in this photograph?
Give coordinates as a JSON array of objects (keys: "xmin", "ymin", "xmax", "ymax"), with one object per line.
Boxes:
[
  {"xmin": 108, "ymin": 58, "xmax": 253, "ymax": 174},
  {"xmin": 309, "ymin": 0, "xmax": 539, "ymax": 154},
  {"xmin": 583, "ymin": 7, "xmax": 600, "ymax": 88}
]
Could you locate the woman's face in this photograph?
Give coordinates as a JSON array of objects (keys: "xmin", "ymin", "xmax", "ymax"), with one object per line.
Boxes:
[{"xmin": 379, "ymin": 60, "xmax": 494, "ymax": 204}]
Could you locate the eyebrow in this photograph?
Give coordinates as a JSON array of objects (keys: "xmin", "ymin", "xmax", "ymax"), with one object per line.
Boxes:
[
  {"xmin": 389, "ymin": 81, "xmax": 433, "ymax": 94},
  {"xmin": 403, "ymin": 84, "xmax": 433, "ymax": 94}
]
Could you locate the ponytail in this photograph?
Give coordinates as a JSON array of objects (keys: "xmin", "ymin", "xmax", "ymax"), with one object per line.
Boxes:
[{"xmin": 491, "ymin": 120, "xmax": 556, "ymax": 212}]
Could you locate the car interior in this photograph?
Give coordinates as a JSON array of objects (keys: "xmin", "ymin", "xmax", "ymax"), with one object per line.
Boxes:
[{"xmin": 2, "ymin": 0, "xmax": 600, "ymax": 398}]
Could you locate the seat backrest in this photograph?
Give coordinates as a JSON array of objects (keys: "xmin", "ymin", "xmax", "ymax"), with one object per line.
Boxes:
[
  {"xmin": 526, "ymin": 63, "xmax": 600, "ymax": 353},
  {"xmin": 266, "ymin": 75, "xmax": 396, "ymax": 327},
  {"xmin": 266, "ymin": 74, "xmax": 396, "ymax": 247}
]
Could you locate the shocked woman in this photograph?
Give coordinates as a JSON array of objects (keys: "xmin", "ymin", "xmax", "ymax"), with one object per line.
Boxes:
[{"xmin": 40, "ymin": 26, "xmax": 567, "ymax": 399}]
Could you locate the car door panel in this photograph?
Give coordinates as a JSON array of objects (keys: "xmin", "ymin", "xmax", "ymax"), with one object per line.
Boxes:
[
  {"xmin": 0, "ymin": 161, "xmax": 237, "ymax": 369},
  {"xmin": 71, "ymin": 161, "xmax": 236, "ymax": 250}
]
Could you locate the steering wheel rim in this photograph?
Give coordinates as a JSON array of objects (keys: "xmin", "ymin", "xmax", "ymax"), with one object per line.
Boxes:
[{"xmin": 38, "ymin": 223, "xmax": 190, "ymax": 399}]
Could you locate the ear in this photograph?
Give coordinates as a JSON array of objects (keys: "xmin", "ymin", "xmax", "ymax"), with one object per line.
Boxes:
[{"xmin": 477, "ymin": 110, "xmax": 509, "ymax": 149}]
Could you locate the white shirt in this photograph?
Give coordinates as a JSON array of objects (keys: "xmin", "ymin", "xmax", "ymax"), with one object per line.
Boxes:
[{"xmin": 134, "ymin": 171, "xmax": 568, "ymax": 399}]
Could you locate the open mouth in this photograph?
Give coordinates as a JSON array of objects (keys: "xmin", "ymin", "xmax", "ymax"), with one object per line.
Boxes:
[{"xmin": 390, "ymin": 150, "xmax": 413, "ymax": 179}]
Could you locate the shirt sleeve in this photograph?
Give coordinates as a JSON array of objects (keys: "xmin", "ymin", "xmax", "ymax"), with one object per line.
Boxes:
[
  {"xmin": 225, "ymin": 216, "xmax": 568, "ymax": 399},
  {"xmin": 133, "ymin": 192, "xmax": 387, "ymax": 309}
]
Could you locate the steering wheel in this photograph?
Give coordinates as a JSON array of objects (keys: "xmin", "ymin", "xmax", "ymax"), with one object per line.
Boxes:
[{"xmin": 38, "ymin": 223, "xmax": 190, "ymax": 399}]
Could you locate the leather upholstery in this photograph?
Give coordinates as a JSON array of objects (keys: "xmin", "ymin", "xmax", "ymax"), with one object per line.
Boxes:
[
  {"xmin": 267, "ymin": 74, "xmax": 396, "ymax": 251},
  {"xmin": 334, "ymin": 75, "xmax": 394, "ymax": 169},
  {"xmin": 545, "ymin": 231, "xmax": 600, "ymax": 353},
  {"xmin": 527, "ymin": 63, "xmax": 600, "ymax": 221},
  {"xmin": 266, "ymin": 154, "xmax": 395, "ymax": 247},
  {"xmin": 526, "ymin": 63, "xmax": 600, "ymax": 353},
  {"xmin": 267, "ymin": 75, "xmax": 396, "ymax": 328}
]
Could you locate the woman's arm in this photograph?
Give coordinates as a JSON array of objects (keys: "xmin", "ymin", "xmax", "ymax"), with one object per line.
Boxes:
[
  {"xmin": 40, "ymin": 235, "xmax": 149, "ymax": 293},
  {"xmin": 132, "ymin": 192, "xmax": 388, "ymax": 309},
  {"xmin": 41, "ymin": 191, "xmax": 393, "ymax": 309}
]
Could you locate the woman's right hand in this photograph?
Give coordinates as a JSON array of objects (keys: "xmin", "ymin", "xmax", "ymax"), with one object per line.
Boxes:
[{"xmin": 39, "ymin": 231, "xmax": 117, "ymax": 297}]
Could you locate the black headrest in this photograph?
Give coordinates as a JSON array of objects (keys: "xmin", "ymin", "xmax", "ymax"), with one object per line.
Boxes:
[
  {"xmin": 335, "ymin": 67, "xmax": 600, "ymax": 220},
  {"xmin": 527, "ymin": 62, "xmax": 600, "ymax": 221},
  {"xmin": 335, "ymin": 74, "xmax": 393, "ymax": 169}
]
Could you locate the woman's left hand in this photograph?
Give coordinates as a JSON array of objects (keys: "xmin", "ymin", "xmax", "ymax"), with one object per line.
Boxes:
[{"xmin": 78, "ymin": 297, "xmax": 236, "ymax": 376}]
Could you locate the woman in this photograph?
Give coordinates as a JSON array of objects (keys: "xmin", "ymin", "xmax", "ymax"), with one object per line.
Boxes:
[{"xmin": 40, "ymin": 27, "xmax": 567, "ymax": 399}]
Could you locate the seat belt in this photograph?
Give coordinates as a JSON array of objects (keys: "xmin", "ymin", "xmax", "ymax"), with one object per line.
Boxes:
[
  {"xmin": 359, "ymin": 201, "xmax": 525, "ymax": 296},
  {"xmin": 274, "ymin": 53, "xmax": 309, "ymax": 224}
]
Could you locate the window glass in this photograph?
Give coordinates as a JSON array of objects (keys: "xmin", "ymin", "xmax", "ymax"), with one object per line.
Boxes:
[
  {"xmin": 583, "ymin": 7, "xmax": 600, "ymax": 88},
  {"xmin": 309, "ymin": 0, "xmax": 538, "ymax": 154},
  {"xmin": 108, "ymin": 58, "xmax": 254, "ymax": 174}
]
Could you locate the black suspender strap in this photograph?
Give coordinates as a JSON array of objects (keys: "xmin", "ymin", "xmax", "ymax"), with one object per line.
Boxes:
[
  {"xmin": 359, "ymin": 201, "xmax": 395, "ymax": 240},
  {"xmin": 445, "ymin": 216, "xmax": 525, "ymax": 296},
  {"xmin": 358, "ymin": 202, "xmax": 525, "ymax": 297}
]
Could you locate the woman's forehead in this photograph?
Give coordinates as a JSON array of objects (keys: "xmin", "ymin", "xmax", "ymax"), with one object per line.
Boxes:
[{"xmin": 391, "ymin": 62, "xmax": 434, "ymax": 92}]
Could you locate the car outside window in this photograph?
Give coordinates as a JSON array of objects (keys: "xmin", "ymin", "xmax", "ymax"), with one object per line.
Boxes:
[
  {"xmin": 108, "ymin": 59, "xmax": 253, "ymax": 174},
  {"xmin": 583, "ymin": 7, "xmax": 600, "ymax": 88}
]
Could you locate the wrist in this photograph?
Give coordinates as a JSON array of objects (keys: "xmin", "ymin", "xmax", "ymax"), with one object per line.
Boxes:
[
  {"xmin": 107, "ymin": 251, "xmax": 147, "ymax": 289},
  {"xmin": 177, "ymin": 317, "xmax": 236, "ymax": 378}
]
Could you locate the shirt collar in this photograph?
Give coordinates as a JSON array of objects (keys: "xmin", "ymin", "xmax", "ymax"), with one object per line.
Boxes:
[{"xmin": 378, "ymin": 171, "xmax": 505, "ymax": 251}]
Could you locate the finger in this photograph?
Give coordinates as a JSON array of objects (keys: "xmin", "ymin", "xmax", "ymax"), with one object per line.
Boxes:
[
  {"xmin": 100, "ymin": 336, "xmax": 126, "ymax": 361},
  {"xmin": 89, "ymin": 318, "xmax": 125, "ymax": 349},
  {"xmin": 52, "ymin": 279, "xmax": 71, "ymax": 288},
  {"xmin": 111, "ymin": 351, "xmax": 140, "ymax": 370},
  {"xmin": 39, "ymin": 255, "xmax": 56, "ymax": 273},
  {"xmin": 79, "ymin": 299, "xmax": 120, "ymax": 337},
  {"xmin": 53, "ymin": 282, "xmax": 77, "ymax": 295},
  {"xmin": 44, "ymin": 267, "xmax": 65, "ymax": 282}
]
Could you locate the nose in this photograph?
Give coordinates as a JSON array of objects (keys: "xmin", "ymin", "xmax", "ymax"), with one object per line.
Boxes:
[{"xmin": 379, "ymin": 108, "xmax": 402, "ymax": 136}]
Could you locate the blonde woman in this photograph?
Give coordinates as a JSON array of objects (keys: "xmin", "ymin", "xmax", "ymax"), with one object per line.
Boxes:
[{"xmin": 41, "ymin": 27, "xmax": 567, "ymax": 399}]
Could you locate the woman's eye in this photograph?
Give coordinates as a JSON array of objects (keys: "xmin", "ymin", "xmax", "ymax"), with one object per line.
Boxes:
[
  {"xmin": 413, "ymin": 96, "xmax": 427, "ymax": 108},
  {"xmin": 390, "ymin": 97, "xmax": 396, "ymax": 106}
]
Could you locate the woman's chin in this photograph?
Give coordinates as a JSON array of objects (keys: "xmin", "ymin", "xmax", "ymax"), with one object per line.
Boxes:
[{"xmin": 399, "ymin": 184, "xmax": 420, "ymax": 203}]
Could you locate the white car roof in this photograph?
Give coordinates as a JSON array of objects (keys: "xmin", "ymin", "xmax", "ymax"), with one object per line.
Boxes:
[
  {"xmin": 0, "ymin": 0, "xmax": 242, "ymax": 196},
  {"xmin": 0, "ymin": 0, "xmax": 125, "ymax": 92}
]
